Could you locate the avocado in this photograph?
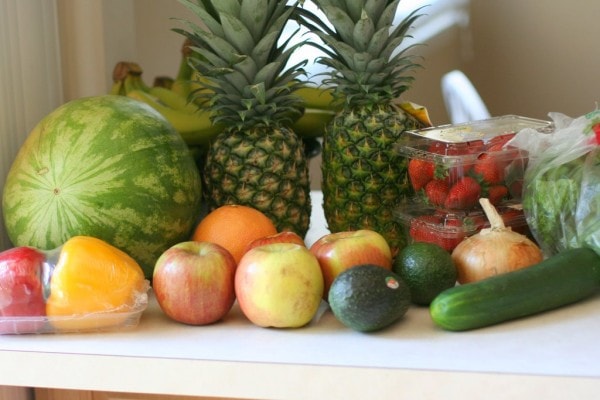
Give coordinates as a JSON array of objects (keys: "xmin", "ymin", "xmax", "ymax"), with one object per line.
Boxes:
[{"xmin": 328, "ymin": 264, "xmax": 411, "ymax": 332}]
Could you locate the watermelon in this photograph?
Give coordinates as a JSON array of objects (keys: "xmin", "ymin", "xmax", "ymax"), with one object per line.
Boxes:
[{"xmin": 2, "ymin": 95, "xmax": 203, "ymax": 278}]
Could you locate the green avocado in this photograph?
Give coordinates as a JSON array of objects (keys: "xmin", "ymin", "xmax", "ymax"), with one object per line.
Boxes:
[{"xmin": 328, "ymin": 264, "xmax": 411, "ymax": 332}]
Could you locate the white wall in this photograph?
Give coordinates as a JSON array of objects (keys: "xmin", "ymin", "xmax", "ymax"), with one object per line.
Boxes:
[
  {"xmin": 464, "ymin": 0, "xmax": 600, "ymax": 121},
  {"xmin": 0, "ymin": 0, "xmax": 63, "ymax": 251}
]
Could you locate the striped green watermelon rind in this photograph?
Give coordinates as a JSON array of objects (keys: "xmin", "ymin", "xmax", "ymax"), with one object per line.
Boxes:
[{"xmin": 2, "ymin": 95, "xmax": 203, "ymax": 278}]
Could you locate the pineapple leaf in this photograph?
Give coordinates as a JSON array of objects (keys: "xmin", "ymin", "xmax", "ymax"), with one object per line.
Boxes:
[
  {"xmin": 233, "ymin": 56, "xmax": 258, "ymax": 85},
  {"xmin": 265, "ymin": 1, "xmax": 297, "ymax": 36},
  {"xmin": 220, "ymin": 12, "xmax": 256, "ymax": 55},
  {"xmin": 364, "ymin": 0, "xmax": 387, "ymax": 23},
  {"xmin": 190, "ymin": 28, "xmax": 241, "ymax": 65},
  {"xmin": 388, "ymin": 43, "xmax": 422, "ymax": 67},
  {"xmin": 212, "ymin": 0, "xmax": 240, "ymax": 17},
  {"xmin": 366, "ymin": 26, "xmax": 390, "ymax": 57},
  {"xmin": 250, "ymin": 82, "xmax": 266, "ymax": 104},
  {"xmin": 313, "ymin": 32, "xmax": 356, "ymax": 67},
  {"xmin": 188, "ymin": 45, "xmax": 228, "ymax": 70},
  {"xmin": 319, "ymin": 5, "xmax": 356, "ymax": 45},
  {"xmin": 352, "ymin": 52, "xmax": 373, "ymax": 72},
  {"xmin": 365, "ymin": 57, "xmax": 385, "ymax": 72},
  {"xmin": 375, "ymin": 0, "xmax": 400, "ymax": 30},
  {"xmin": 353, "ymin": 10, "xmax": 374, "ymax": 52},
  {"xmin": 293, "ymin": 7, "xmax": 338, "ymax": 38},
  {"xmin": 176, "ymin": 0, "xmax": 223, "ymax": 36},
  {"xmin": 175, "ymin": 0, "xmax": 306, "ymax": 129},
  {"xmin": 198, "ymin": 0, "xmax": 221, "ymax": 20},
  {"xmin": 388, "ymin": 6, "xmax": 426, "ymax": 45},
  {"xmin": 240, "ymin": 0, "xmax": 269, "ymax": 41},
  {"xmin": 345, "ymin": 0, "xmax": 365, "ymax": 21},
  {"xmin": 223, "ymin": 68, "xmax": 252, "ymax": 92},
  {"xmin": 255, "ymin": 61, "xmax": 284, "ymax": 87},
  {"xmin": 252, "ymin": 30, "xmax": 280, "ymax": 67}
]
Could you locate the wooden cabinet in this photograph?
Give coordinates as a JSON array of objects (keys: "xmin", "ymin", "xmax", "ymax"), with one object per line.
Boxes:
[{"xmin": 0, "ymin": 386, "xmax": 33, "ymax": 400}]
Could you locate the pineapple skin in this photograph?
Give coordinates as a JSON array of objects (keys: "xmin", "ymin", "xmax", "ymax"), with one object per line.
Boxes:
[
  {"xmin": 321, "ymin": 104, "xmax": 423, "ymax": 256},
  {"xmin": 204, "ymin": 125, "xmax": 311, "ymax": 237}
]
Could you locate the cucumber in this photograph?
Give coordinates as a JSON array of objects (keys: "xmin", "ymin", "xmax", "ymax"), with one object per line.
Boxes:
[{"xmin": 429, "ymin": 247, "xmax": 600, "ymax": 331}]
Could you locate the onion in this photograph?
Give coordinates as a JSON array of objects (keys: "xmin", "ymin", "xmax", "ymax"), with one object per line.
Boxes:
[{"xmin": 451, "ymin": 198, "xmax": 544, "ymax": 284}]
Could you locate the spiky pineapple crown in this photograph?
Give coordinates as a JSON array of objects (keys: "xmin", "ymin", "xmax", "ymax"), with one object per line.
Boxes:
[
  {"xmin": 297, "ymin": 0, "xmax": 424, "ymax": 107},
  {"xmin": 174, "ymin": 0, "xmax": 307, "ymax": 131}
]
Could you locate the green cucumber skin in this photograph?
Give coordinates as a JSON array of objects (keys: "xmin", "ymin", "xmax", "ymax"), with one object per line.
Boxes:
[{"xmin": 430, "ymin": 248, "xmax": 600, "ymax": 331}]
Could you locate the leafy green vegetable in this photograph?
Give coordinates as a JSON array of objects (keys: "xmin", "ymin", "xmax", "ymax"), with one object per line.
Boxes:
[{"xmin": 524, "ymin": 149, "xmax": 600, "ymax": 256}]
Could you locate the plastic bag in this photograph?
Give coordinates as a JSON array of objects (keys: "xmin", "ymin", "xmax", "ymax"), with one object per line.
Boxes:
[{"xmin": 508, "ymin": 110, "xmax": 600, "ymax": 256}]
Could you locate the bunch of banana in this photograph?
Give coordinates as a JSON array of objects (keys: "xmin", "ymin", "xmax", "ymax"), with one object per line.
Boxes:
[
  {"xmin": 109, "ymin": 36, "xmax": 340, "ymax": 145},
  {"xmin": 109, "ymin": 60, "xmax": 221, "ymax": 147}
]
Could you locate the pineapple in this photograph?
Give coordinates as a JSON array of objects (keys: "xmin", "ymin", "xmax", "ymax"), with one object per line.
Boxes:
[
  {"xmin": 298, "ymin": 0, "xmax": 426, "ymax": 255},
  {"xmin": 175, "ymin": 0, "xmax": 311, "ymax": 236}
]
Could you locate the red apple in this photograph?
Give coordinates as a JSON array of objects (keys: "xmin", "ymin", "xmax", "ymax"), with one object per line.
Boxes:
[
  {"xmin": 309, "ymin": 229, "xmax": 393, "ymax": 298},
  {"xmin": 153, "ymin": 241, "xmax": 236, "ymax": 325},
  {"xmin": 0, "ymin": 246, "xmax": 48, "ymax": 334},
  {"xmin": 244, "ymin": 231, "xmax": 306, "ymax": 254},
  {"xmin": 235, "ymin": 243, "xmax": 324, "ymax": 328}
]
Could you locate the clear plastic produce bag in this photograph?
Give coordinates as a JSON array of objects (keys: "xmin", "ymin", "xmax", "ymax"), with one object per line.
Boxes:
[{"xmin": 509, "ymin": 110, "xmax": 600, "ymax": 256}]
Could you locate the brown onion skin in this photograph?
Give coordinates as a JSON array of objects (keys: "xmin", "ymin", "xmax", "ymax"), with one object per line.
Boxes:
[{"xmin": 451, "ymin": 231, "xmax": 544, "ymax": 284}]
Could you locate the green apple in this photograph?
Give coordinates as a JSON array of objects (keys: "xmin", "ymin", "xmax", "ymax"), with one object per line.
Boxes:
[
  {"xmin": 235, "ymin": 243, "xmax": 324, "ymax": 328},
  {"xmin": 309, "ymin": 229, "xmax": 393, "ymax": 298}
]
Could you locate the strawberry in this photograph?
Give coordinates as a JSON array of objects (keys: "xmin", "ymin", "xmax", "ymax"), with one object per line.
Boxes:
[
  {"xmin": 592, "ymin": 122, "xmax": 600, "ymax": 144},
  {"xmin": 424, "ymin": 179, "xmax": 449, "ymax": 207},
  {"xmin": 500, "ymin": 208, "xmax": 530, "ymax": 237},
  {"xmin": 488, "ymin": 132, "xmax": 515, "ymax": 148},
  {"xmin": 462, "ymin": 214, "xmax": 488, "ymax": 233},
  {"xmin": 473, "ymin": 152, "xmax": 504, "ymax": 185},
  {"xmin": 408, "ymin": 158, "xmax": 434, "ymax": 191},
  {"xmin": 409, "ymin": 214, "xmax": 464, "ymax": 251},
  {"xmin": 409, "ymin": 215, "xmax": 441, "ymax": 240},
  {"xmin": 428, "ymin": 141, "xmax": 484, "ymax": 156},
  {"xmin": 487, "ymin": 185, "xmax": 509, "ymax": 205},
  {"xmin": 444, "ymin": 176, "xmax": 481, "ymax": 210},
  {"xmin": 441, "ymin": 216, "xmax": 467, "ymax": 250}
]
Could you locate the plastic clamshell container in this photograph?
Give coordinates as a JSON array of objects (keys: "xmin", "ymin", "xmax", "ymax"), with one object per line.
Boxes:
[
  {"xmin": 396, "ymin": 115, "xmax": 553, "ymax": 211},
  {"xmin": 0, "ymin": 237, "xmax": 150, "ymax": 335},
  {"xmin": 394, "ymin": 202, "xmax": 533, "ymax": 253},
  {"xmin": 0, "ymin": 290, "xmax": 148, "ymax": 335}
]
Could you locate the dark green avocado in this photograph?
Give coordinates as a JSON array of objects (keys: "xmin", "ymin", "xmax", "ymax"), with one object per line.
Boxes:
[{"xmin": 328, "ymin": 264, "xmax": 411, "ymax": 332}]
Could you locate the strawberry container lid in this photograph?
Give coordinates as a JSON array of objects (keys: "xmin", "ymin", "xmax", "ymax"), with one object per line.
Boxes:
[
  {"xmin": 396, "ymin": 115, "xmax": 553, "ymax": 164},
  {"xmin": 403, "ymin": 115, "xmax": 552, "ymax": 144}
]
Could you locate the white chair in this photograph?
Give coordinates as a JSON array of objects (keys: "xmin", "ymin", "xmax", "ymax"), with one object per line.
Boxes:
[{"xmin": 441, "ymin": 70, "xmax": 491, "ymax": 124}]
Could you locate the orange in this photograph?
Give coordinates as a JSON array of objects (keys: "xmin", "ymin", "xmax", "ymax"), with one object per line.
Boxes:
[{"xmin": 192, "ymin": 205, "xmax": 278, "ymax": 264}]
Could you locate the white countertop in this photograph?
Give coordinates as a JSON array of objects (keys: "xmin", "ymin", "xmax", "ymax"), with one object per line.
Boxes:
[{"xmin": 0, "ymin": 191, "xmax": 599, "ymax": 399}]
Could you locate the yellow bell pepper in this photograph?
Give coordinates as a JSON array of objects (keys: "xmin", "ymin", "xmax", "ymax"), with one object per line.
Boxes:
[{"xmin": 46, "ymin": 236, "xmax": 148, "ymax": 331}]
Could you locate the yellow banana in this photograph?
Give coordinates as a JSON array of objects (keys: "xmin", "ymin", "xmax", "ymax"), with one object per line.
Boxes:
[
  {"xmin": 126, "ymin": 89, "xmax": 222, "ymax": 146},
  {"xmin": 110, "ymin": 79, "xmax": 124, "ymax": 95},
  {"xmin": 153, "ymin": 76, "xmax": 174, "ymax": 89},
  {"xmin": 170, "ymin": 39, "xmax": 214, "ymax": 105},
  {"xmin": 292, "ymin": 108, "xmax": 337, "ymax": 139},
  {"xmin": 149, "ymin": 86, "xmax": 200, "ymax": 114},
  {"xmin": 171, "ymin": 73, "xmax": 213, "ymax": 107},
  {"xmin": 177, "ymin": 39, "xmax": 195, "ymax": 82},
  {"xmin": 111, "ymin": 61, "xmax": 151, "ymax": 95},
  {"xmin": 295, "ymin": 86, "xmax": 341, "ymax": 111}
]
